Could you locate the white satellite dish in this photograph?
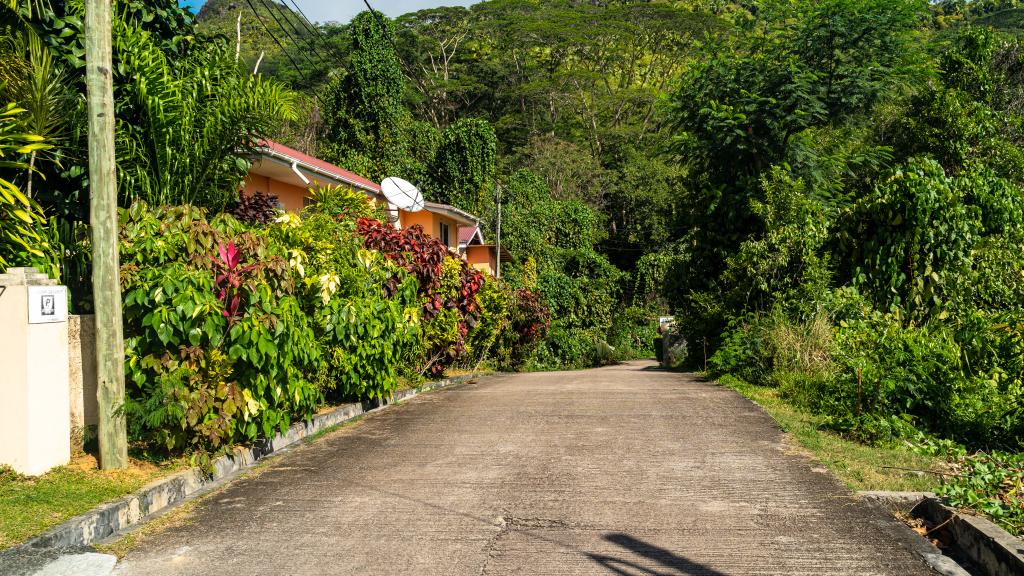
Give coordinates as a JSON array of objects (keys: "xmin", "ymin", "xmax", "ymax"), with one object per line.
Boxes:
[{"xmin": 380, "ymin": 177, "xmax": 424, "ymax": 212}]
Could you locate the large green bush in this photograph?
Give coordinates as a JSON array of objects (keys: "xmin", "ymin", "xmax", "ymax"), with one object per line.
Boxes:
[
  {"xmin": 273, "ymin": 204, "xmax": 422, "ymax": 402},
  {"xmin": 494, "ymin": 287, "xmax": 551, "ymax": 370},
  {"xmin": 606, "ymin": 305, "xmax": 657, "ymax": 361},
  {"xmin": 119, "ymin": 196, "xmax": 507, "ymax": 455},
  {"xmin": 120, "ymin": 204, "xmax": 322, "ymax": 453},
  {"xmin": 709, "ymin": 302, "xmax": 1024, "ymax": 450},
  {"xmin": 461, "ymin": 273, "xmax": 511, "ymax": 368},
  {"xmin": 842, "ymin": 158, "xmax": 981, "ymax": 322}
]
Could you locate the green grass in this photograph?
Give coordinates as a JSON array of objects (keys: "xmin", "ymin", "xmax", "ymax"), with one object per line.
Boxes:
[
  {"xmin": 0, "ymin": 455, "xmax": 184, "ymax": 550},
  {"xmin": 716, "ymin": 374, "xmax": 946, "ymax": 493}
]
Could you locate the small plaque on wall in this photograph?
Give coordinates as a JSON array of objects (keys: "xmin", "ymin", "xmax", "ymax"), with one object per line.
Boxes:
[{"xmin": 28, "ymin": 285, "xmax": 68, "ymax": 324}]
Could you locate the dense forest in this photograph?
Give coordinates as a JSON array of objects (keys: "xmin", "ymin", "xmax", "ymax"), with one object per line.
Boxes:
[{"xmin": 198, "ymin": 0, "xmax": 1024, "ymax": 383}]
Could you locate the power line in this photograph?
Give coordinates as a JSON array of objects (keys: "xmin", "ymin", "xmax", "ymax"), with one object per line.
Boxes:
[
  {"xmin": 256, "ymin": 0, "xmax": 321, "ymax": 71},
  {"xmin": 242, "ymin": 0, "xmax": 319, "ymax": 98},
  {"xmin": 286, "ymin": 0, "xmax": 348, "ymax": 65},
  {"xmin": 263, "ymin": 0, "xmax": 331, "ymax": 67}
]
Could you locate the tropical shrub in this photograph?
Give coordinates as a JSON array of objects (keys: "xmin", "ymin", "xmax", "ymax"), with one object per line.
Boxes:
[
  {"xmin": 357, "ymin": 218, "xmax": 448, "ymax": 309},
  {"xmin": 305, "ymin": 185, "xmax": 380, "ymax": 220},
  {"xmin": 707, "ymin": 315, "xmax": 777, "ymax": 387},
  {"xmin": 820, "ymin": 312, "xmax": 1024, "ymax": 446},
  {"xmin": 270, "ymin": 208, "xmax": 421, "ymax": 401},
  {"xmin": 606, "ymin": 305, "xmax": 657, "ymax": 361},
  {"xmin": 532, "ymin": 326, "xmax": 599, "ymax": 370},
  {"xmin": 313, "ymin": 275, "xmax": 420, "ymax": 401},
  {"xmin": 721, "ymin": 168, "xmax": 831, "ymax": 318},
  {"xmin": 842, "ymin": 158, "xmax": 980, "ymax": 322},
  {"xmin": 355, "ymin": 216, "xmax": 486, "ymax": 374},
  {"xmin": 231, "ymin": 192, "xmax": 280, "ymax": 225},
  {"xmin": 461, "ymin": 274, "xmax": 511, "ymax": 367},
  {"xmin": 120, "ymin": 203, "xmax": 321, "ymax": 453},
  {"xmin": 494, "ymin": 287, "xmax": 550, "ymax": 370},
  {"xmin": 0, "ymin": 102, "xmax": 57, "ymax": 276}
]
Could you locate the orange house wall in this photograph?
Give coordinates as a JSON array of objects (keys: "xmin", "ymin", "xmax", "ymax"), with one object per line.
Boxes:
[
  {"xmin": 465, "ymin": 245, "xmax": 496, "ymax": 276},
  {"xmin": 398, "ymin": 210, "xmax": 459, "ymax": 250}
]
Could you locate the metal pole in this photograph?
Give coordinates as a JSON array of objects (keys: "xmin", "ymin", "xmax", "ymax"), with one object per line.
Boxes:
[
  {"xmin": 86, "ymin": 0, "xmax": 128, "ymax": 469},
  {"xmin": 495, "ymin": 183, "xmax": 502, "ymax": 278}
]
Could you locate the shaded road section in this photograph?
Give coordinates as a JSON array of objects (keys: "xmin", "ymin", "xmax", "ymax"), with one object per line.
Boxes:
[{"xmin": 114, "ymin": 361, "xmax": 935, "ymax": 575}]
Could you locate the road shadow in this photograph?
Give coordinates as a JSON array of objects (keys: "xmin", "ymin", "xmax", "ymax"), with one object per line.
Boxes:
[
  {"xmin": 639, "ymin": 365, "xmax": 668, "ymax": 372},
  {"xmin": 345, "ymin": 483, "xmax": 729, "ymax": 576},
  {"xmin": 587, "ymin": 533, "xmax": 729, "ymax": 576}
]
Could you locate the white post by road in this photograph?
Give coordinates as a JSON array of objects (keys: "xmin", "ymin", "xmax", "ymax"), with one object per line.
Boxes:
[{"xmin": 0, "ymin": 267, "xmax": 71, "ymax": 475}]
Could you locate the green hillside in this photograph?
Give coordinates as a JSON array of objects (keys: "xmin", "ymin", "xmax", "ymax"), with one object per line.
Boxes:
[{"xmin": 975, "ymin": 7, "xmax": 1024, "ymax": 31}]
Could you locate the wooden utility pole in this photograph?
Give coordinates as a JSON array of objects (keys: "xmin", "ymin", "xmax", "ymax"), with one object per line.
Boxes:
[
  {"xmin": 85, "ymin": 0, "xmax": 128, "ymax": 469},
  {"xmin": 495, "ymin": 183, "xmax": 502, "ymax": 279}
]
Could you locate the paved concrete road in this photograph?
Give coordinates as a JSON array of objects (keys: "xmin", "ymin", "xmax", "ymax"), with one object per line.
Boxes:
[{"xmin": 114, "ymin": 361, "xmax": 935, "ymax": 576}]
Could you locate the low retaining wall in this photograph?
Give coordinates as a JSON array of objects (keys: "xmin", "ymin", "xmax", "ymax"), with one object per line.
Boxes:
[
  {"xmin": 68, "ymin": 315, "xmax": 98, "ymax": 450},
  {"xmin": 14, "ymin": 375, "xmax": 475, "ymax": 551}
]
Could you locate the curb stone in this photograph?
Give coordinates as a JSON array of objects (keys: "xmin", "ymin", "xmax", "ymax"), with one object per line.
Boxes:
[{"xmin": 0, "ymin": 375, "xmax": 478, "ymax": 567}]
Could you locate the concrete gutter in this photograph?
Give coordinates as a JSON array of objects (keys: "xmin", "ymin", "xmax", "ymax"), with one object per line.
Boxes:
[
  {"xmin": 912, "ymin": 496, "xmax": 1024, "ymax": 576},
  {"xmin": 6, "ymin": 375, "xmax": 477, "ymax": 553},
  {"xmin": 860, "ymin": 491, "xmax": 1024, "ymax": 576}
]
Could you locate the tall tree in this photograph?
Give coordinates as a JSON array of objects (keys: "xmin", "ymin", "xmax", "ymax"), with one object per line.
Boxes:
[
  {"xmin": 427, "ymin": 117, "xmax": 496, "ymax": 216},
  {"xmin": 320, "ymin": 11, "xmax": 406, "ymax": 180}
]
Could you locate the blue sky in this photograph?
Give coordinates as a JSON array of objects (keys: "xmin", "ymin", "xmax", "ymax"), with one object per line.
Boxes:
[{"xmin": 180, "ymin": 1, "xmax": 478, "ymax": 24}]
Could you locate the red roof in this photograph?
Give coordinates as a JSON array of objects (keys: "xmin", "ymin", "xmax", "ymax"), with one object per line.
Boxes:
[
  {"xmin": 459, "ymin": 225, "xmax": 484, "ymax": 245},
  {"xmin": 257, "ymin": 139, "xmax": 381, "ymax": 193}
]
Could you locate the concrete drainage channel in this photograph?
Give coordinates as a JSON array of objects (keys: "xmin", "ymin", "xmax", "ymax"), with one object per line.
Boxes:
[
  {"xmin": 860, "ymin": 491, "xmax": 1024, "ymax": 576},
  {"xmin": 0, "ymin": 375, "xmax": 478, "ymax": 576}
]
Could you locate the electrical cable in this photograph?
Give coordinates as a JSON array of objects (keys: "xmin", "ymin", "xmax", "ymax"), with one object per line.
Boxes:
[
  {"xmin": 286, "ymin": 0, "xmax": 347, "ymax": 63},
  {"xmin": 263, "ymin": 0, "xmax": 331, "ymax": 66},
  {"xmin": 242, "ymin": 0, "xmax": 321, "ymax": 101},
  {"xmin": 256, "ymin": 0, "xmax": 321, "ymax": 71}
]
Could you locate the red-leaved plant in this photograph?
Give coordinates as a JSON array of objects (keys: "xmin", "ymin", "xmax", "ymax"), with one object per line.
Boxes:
[
  {"xmin": 212, "ymin": 241, "xmax": 259, "ymax": 323},
  {"xmin": 357, "ymin": 218, "xmax": 487, "ymax": 374},
  {"xmin": 357, "ymin": 219, "xmax": 449, "ymax": 316}
]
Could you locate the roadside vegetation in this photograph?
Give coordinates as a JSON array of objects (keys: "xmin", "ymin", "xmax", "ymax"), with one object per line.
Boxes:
[
  {"xmin": 717, "ymin": 375, "xmax": 946, "ymax": 494},
  {"xmin": 666, "ymin": 1, "xmax": 1024, "ymax": 535}
]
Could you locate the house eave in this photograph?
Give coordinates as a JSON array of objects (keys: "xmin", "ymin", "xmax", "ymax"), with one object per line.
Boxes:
[{"xmin": 253, "ymin": 146, "xmax": 383, "ymax": 199}]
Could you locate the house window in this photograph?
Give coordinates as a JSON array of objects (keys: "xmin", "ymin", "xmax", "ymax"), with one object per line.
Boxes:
[{"xmin": 439, "ymin": 222, "xmax": 450, "ymax": 246}]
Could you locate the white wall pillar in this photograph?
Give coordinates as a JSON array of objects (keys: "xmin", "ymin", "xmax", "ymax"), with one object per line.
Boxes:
[{"xmin": 0, "ymin": 267, "xmax": 71, "ymax": 475}]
